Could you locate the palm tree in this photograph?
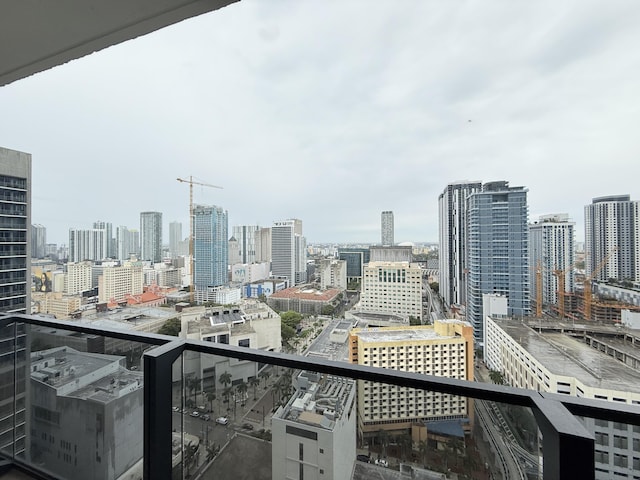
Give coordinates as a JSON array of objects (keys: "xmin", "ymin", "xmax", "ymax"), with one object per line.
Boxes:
[
  {"xmin": 223, "ymin": 386, "xmax": 232, "ymax": 405},
  {"xmin": 219, "ymin": 371, "xmax": 232, "ymax": 389},
  {"xmin": 236, "ymin": 381, "xmax": 248, "ymax": 406},
  {"xmin": 186, "ymin": 376, "xmax": 200, "ymax": 407},
  {"xmin": 377, "ymin": 429, "xmax": 390, "ymax": 458},
  {"xmin": 248, "ymin": 377, "xmax": 260, "ymax": 400},
  {"xmin": 489, "ymin": 369, "xmax": 505, "ymax": 385},
  {"xmin": 418, "ymin": 440, "xmax": 428, "ymax": 466},
  {"xmin": 205, "ymin": 391, "xmax": 216, "ymax": 413},
  {"xmin": 206, "ymin": 443, "xmax": 220, "ymax": 463},
  {"xmin": 398, "ymin": 433, "xmax": 412, "ymax": 461},
  {"xmin": 259, "ymin": 370, "xmax": 270, "ymax": 390},
  {"xmin": 184, "ymin": 443, "xmax": 198, "ymax": 476}
]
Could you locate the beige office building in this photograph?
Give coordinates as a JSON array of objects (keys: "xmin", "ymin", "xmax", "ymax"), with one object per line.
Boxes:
[
  {"xmin": 359, "ymin": 261, "xmax": 423, "ymax": 321},
  {"xmin": 349, "ymin": 320, "xmax": 474, "ymax": 438}
]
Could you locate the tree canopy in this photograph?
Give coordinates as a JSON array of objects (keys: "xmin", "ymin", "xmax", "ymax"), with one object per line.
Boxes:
[{"xmin": 158, "ymin": 317, "xmax": 181, "ymax": 336}]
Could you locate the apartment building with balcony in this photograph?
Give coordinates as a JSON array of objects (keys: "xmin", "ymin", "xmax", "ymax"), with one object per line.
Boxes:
[{"xmin": 349, "ymin": 320, "xmax": 474, "ymax": 439}]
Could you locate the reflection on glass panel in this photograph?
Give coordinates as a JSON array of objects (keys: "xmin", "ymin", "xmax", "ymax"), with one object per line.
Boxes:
[
  {"xmin": 23, "ymin": 326, "xmax": 149, "ymax": 480},
  {"xmin": 168, "ymin": 347, "xmax": 541, "ymax": 480},
  {"xmin": 583, "ymin": 417, "xmax": 640, "ymax": 480}
]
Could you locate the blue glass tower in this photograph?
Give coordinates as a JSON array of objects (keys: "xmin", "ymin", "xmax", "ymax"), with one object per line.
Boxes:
[
  {"xmin": 193, "ymin": 205, "xmax": 228, "ymax": 296},
  {"xmin": 466, "ymin": 181, "xmax": 530, "ymax": 345}
]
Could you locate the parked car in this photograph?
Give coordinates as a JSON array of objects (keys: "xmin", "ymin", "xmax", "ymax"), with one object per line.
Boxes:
[
  {"xmin": 172, "ymin": 406, "xmax": 180, "ymax": 412},
  {"xmin": 356, "ymin": 454, "xmax": 370, "ymax": 463},
  {"xmin": 201, "ymin": 414, "xmax": 210, "ymax": 421},
  {"xmin": 189, "ymin": 411, "xmax": 200, "ymax": 418},
  {"xmin": 215, "ymin": 416, "xmax": 229, "ymax": 425},
  {"xmin": 241, "ymin": 423, "xmax": 254, "ymax": 430}
]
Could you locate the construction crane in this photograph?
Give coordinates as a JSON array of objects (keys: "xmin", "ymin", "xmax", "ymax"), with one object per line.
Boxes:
[
  {"xmin": 535, "ymin": 261, "xmax": 543, "ymax": 317},
  {"xmin": 177, "ymin": 176, "xmax": 223, "ymax": 303},
  {"xmin": 583, "ymin": 247, "xmax": 618, "ymax": 321}
]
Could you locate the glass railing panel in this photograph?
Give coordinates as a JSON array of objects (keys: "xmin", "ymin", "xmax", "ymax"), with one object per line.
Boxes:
[
  {"xmin": 14, "ymin": 324, "xmax": 154, "ymax": 480},
  {"xmin": 170, "ymin": 348, "xmax": 539, "ymax": 480}
]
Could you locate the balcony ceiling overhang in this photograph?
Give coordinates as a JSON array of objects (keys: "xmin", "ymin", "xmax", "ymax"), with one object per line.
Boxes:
[{"xmin": 0, "ymin": 0, "xmax": 238, "ymax": 87}]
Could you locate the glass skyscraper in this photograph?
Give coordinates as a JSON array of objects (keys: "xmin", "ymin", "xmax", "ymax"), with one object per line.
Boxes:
[
  {"xmin": 193, "ymin": 205, "xmax": 228, "ymax": 300},
  {"xmin": 140, "ymin": 211, "xmax": 162, "ymax": 263},
  {"xmin": 466, "ymin": 181, "xmax": 530, "ymax": 345}
]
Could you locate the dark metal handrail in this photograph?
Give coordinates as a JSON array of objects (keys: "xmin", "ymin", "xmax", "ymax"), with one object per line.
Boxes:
[{"xmin": 4, "ymin": 313, "xmax": 640, "ymax": 479}]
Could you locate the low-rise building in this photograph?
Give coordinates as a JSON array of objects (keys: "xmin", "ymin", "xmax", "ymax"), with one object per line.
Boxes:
[
  {"xmin": 231, "ymin": 262, "xmax": 270, "ymax": 284},
  {"xmin": 272, "ymin": 371, "xmax": 356, "ymax": 480},
  {"xmin": 243, "ymin": 278, "xmax": 288, "ymax": 299},
  {"xmin": 485, "ymin": 317, "xmax": 640, "ymax": 480},
  {"xmin": 30, "ymin": 347, "xmax": 143, "ymax": 480},
  {"xmin": 179, "ymin": 300, "xmax": 281, "ymax": 391},
  {"xmin": 267, "ymin": 286, "xmax": 341, "ymax": 315}
]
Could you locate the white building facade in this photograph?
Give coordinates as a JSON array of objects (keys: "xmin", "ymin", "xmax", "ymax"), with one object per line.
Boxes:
[
  {"xmin": 359, "ymin": 261, "xmax": 423, "ymax": 321},
  {"xmin": 319, "ymin": 259, "xmax": 347, "ymax": 290},
  {"xmin": 529, "ymin": 214, "xmax": 575, "ymax": 306}
]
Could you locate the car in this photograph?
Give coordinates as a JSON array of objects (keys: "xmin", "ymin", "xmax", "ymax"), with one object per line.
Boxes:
[
  {"xmin": 201, "ymin": 414, "xmax": 210, "ymax": 421},
  {"xmin": 241, "ymin": 423, "xmax": 254, "ymax": 430},
  {"xmin": 172, "ymin": 406, "xmax": 180, "ymax": 412},
  {"xmin": 189, "ymin": 411, "xmax": 200, "ymax": 418},
  {"xmin": 356, "ymin": 454, "xmax": 370, "ymax": 463},
  {"xmin": 215, "ymin": 416, "xmax": 229, "ymax": 425}
]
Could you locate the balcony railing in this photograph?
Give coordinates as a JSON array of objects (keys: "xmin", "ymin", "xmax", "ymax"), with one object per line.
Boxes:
[{"xmin": 1, "ymin": 313, "xmax": 640, "ymax": 480}]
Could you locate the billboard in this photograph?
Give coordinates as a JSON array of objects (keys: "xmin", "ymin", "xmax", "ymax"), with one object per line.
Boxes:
[{"xmin": 33, "ymin": 268, "xmax": 52, "ymax": 292}]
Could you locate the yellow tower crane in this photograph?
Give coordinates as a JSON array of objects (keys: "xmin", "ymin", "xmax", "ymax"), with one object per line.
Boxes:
[
  {"xmin": 177, "ymin": 176, "xmax": 223, "ymax": 303},
  {"xmin": 583, "ymin": 247, "xmax": 618, "ymax": 321}
]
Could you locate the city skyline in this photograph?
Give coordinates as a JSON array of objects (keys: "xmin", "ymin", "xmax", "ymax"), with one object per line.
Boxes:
[{"xmin": 2, "ymin": 2, "xmax": 640, "ymax": 245}]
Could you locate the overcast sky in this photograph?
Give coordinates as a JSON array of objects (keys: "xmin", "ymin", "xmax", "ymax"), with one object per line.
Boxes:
[{"xmin": 1, "ymin": 1, "xmax": 639, "ymax": 245}]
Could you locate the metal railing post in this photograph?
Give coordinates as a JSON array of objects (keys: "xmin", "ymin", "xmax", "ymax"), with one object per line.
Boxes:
[
  {"xmin": 143, "ymin": 340, "xmax": 185, "ymax": 480},
  {"xmin": 532, "ymin": 394, "xmax": 595, "ymax": 480}
]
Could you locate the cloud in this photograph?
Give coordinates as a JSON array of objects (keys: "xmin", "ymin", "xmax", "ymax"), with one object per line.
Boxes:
[{"xmin": 1, "ymin": 0, "xmax": 639, "ymax": 244}]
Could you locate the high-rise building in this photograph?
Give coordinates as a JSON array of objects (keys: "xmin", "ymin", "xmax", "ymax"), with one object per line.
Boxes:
[
  {"xmin": 93, "ymin": 220, "xmax": 114, "ymax": 258},
  {"xmin": 0, "ymin": 147, "xmax": 31, "ymax": 457},
  {"xmin": 359, "ymin": 261, "xmax": 423, "ymax": 321},
  {"xmin": 349, "ymin": 320, "xmax": 474, "ymax": 440},
  {"xmin": 438, "ymin": 181, "xmax": 482, "ymax": 308},
  {"xmin": 116, "ymin": 225, "xmax": 140, "ymax": 261},
  {"xmin": 381, "ymin": 210, "xmax": 394, "ymax": 245},
  {"xmin": 256, "ymin": 227, "xmax": 272, "ymax": 264},
  {"xmin": 337, "ymin": 247, "xmax": 370, "ymax": 282},
  {"xmin": 193, "ymin": 204, "xmax": 228, "ymax": 303},
  {"xmin": 466, "ymin": 181, "xmax": 530, "ymax": 345},
  {"xmin": 169, "ymin": 221, "xmax": 182, "ymax": 259},
  {"xmin": 272, "ymin": 219, "xmax": 306, "ymax": 286},
  {"xmin": 232, "ymin": 225, "xmax": 260, "ymax": 264},
  {"xmin": 68, "ymin": 228, "xmax": 107, "ymax": 262},
  {"xmin": 584, "ymin": 195, "xmax": 639, "ymax": 283},
  {"xmin": 529, "ymin": 214, "xmax": 575, "ymax": 307},
  {"xmin": 31, "ymin": 224, "xmax": 46, "ymax": 258},
  {"xmin": 140, "ymin": 211, "xmax": 162, "ymax": 263}
]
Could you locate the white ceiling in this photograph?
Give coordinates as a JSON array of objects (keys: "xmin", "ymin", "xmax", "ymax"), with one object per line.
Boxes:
[{"xmin": 0, "ymin": 0, "xmax": 237, "ymax": 87}]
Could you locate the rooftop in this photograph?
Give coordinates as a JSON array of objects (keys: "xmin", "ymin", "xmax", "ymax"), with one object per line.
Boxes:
[
  {"xmin": 353, "ymin": 325, "xmax": 460, "ymax": 343},
  {"xmin": 270, "ymin": 286, "xmax": 341, "ymax": 302},
  {"xmin": 493, "ymin": 318, "xmax": 640, "ymax": 394},
  {"xmin": 275, "ymin": 372, "xmax": 355, "ymax": 430}
]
